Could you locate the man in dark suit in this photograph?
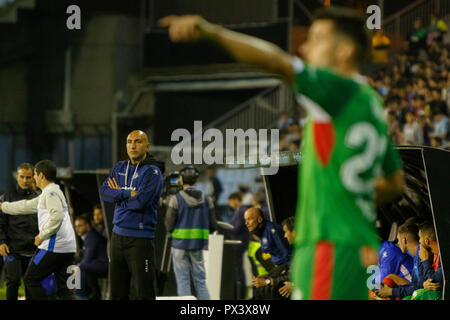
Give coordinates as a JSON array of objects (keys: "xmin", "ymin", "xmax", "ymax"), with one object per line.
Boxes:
[{"xmin": 74, "ymin": 214, "xmax": 108, "ymax": 300}]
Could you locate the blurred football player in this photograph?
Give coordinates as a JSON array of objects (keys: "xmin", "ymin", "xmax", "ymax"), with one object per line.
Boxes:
[{"xmin": 159, "ymin": 6, "xmax": 404, "ymax": 299}]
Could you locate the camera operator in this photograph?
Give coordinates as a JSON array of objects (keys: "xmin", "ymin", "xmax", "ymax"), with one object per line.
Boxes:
[{"xmin": 165, "ymin": 166, "xmax": 218, "ymax": 299}]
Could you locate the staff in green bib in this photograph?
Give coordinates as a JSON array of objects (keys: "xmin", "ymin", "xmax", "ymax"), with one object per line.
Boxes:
[
  {"xmin": 165, "ymin": 166, "xmax": 218, "ymax": 300},
  {"xmin": 159, "ymin": 5, "xmax": 405, "ymax": 300}
]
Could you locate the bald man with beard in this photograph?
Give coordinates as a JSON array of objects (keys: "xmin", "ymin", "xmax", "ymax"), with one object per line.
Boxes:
[{"xmin": 100, "ymin": 130, "xmax": 165, "ymax": 300}]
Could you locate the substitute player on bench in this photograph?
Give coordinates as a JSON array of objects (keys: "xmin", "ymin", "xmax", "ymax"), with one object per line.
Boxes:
[{"xmin": 159, "ymin": 6, "xmax": 405, "ymax": 300}]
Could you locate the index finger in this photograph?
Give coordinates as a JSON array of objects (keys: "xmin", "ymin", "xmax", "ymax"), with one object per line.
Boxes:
[{"xmin": 157, "ymin": 15, "xmax": 178, "ymax": 28}]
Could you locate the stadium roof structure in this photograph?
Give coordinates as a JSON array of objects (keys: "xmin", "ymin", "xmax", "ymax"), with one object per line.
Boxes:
[{"xmin": 141, "ymin": 63, "xmax": 282, "ymax": 92}]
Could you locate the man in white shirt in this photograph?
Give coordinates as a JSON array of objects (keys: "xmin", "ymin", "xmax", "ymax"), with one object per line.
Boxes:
[{"xmin": 0, "ymin": 160, "xmax": 76, "ymax": 300}]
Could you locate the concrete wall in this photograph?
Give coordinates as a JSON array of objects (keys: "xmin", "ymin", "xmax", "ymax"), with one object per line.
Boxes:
[
  {"xmin": 0, "ymin": 1, "xmax": 142, "ymax": 192},
  {"xmin": 70, "ymin": 14, "xmax": 142, "ymax": 129}
]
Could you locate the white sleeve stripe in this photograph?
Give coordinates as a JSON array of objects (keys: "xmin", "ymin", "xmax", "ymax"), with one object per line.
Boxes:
[
  {"xmin": 292, "ymin": 57, "xmax": 305, "ymax": 73},
  {"xmin": 400, "ymin": 264, "xmax": 412, "ymax": 282},
  {"xmin": 296, "ymin": 94, "xmax": 332, "ymax": 122}
]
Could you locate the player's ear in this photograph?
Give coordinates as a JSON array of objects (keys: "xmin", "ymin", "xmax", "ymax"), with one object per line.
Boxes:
[{"xmin": 337, "ymin": 41, "xmax": 355, "ymax": 64}]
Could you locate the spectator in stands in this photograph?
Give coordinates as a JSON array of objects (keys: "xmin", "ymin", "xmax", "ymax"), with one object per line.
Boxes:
[
  {"xmin": 251, "ymin": 216, "xmax": 294, "ymax": 300},
  {"xmin": 415, "ymin": 222, "xmax": 442, "ymax": 299},
  {"xmin": 289, "ymin": 140, "xmax": 301, "ymax": 152},
  {"xmin": 372, "ymin": 29, "xmax": 391, "ymax": 64},
  {"xmin": 285, "ymin": 122, "xmax": 302, "ymax": 144},
  {"xmin": 277, "ymin": 112, "xmax": 294, "ymax": 131},
  {"xmin": 430, "ymin": 107, "xmax": 449, "ymax": 146},
  {"xmin": 370, "ymin": 33, "xmax": 450, "ymax": 150},
  {"xmin": 279, "ymin": 130, "xmax": 290, "ymax": 152},
  {"xmin": 74, "ymin": 214, "xmax": 108, "ymax": 300},
  {"xmin": 428, "ymin": 40, "xmax": 442, "ymax": 62},
  {"xmin": 228, "ymin": 192, "xmax": 252, "ymax": 299},
  {"xmin": 402, "ymin": 111, "xmax": 424, "ymax": 145},
  {"xmin": 204, "ymin": 167, "xmax": 223, "ymax": 207},
  {"xmin": 418, "ymin": 110, "xmax": 433, "ymax": 146},
  {"xmin": 385, "ymin": 95, "xmax": 400, "ymax": 116},
  {"xmin": 428, "ymin": 13, "xmax": 448, "ymax": 44},
  {"xmin": 92, "ymin": 204, "xmax": 107, "ymax": 239},
  {"xmin": 0, "ymin": 163, "xmax": 39, "ymax": 300},
  {"xmin": 387, "ymin": 110, "xmax": 402, "ymax": 145},
  {"xmin": 412, "ymin": 94, "xmax": 427, "ymax": 116},
  {"xmin": 297, "ymin": 107, "xmax": 307, "ymax": 128},
  {"xmin": 408, "ymin": 18, "xmax": 427, "ymax": 59}
]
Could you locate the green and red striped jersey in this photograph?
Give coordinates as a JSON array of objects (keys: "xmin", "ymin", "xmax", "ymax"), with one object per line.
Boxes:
[{"xmin": 292, "ymin": 57, "xmax": 403, "ymax": 249}]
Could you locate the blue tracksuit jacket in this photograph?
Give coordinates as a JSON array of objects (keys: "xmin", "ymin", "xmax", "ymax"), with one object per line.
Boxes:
[{"xmin": 100, "ymin": 154, "xmax": 164, "ymax": 238}]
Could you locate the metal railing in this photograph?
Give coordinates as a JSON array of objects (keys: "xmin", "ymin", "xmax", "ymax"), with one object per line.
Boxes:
[
  {"xmin": 384, "ymin": 0, "xmax": 450, "ymax": 36},
  {"xmin": 150, "ymin": 83, "xmax": 296, "ymax": 173},
  {"xmin": 204, "ymin": 83, "xmax": 295, "ymax": 134}
]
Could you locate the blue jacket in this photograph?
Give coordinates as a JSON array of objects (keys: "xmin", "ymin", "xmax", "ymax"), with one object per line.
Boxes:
[
  {"xmin": 100, "ymin": 154, "xmax": 164, "ymax": 238},
  {"xmin": 392, "ymin": 244, "xmax": 433, "ymax": 298},
  {"xmin": 376, "ymin": 241, "xmax": 414, "ymax": 285},
  {"xmin": 422, "ymin": 255, "xmax": 443, "ymax": 285},
  {"xmin": 79, "ymin": 228, "xmax": 108, "ymax": 277},
  {"xmin": 259, "ymin": 221, "xmax": 291, "ymax": 266}
]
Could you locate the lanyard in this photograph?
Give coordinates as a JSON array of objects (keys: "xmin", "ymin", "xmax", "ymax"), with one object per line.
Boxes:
[{"xmin": 123, "ymin": 161, "xmax": 139, "ymax": 190}]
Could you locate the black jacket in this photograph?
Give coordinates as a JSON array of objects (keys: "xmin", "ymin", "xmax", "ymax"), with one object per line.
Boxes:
[
  {"xmin": 0, "ymin": 185, "xmax": 39, "ymax": 255},
  {"xmin": 79, "ymin": 228, "xmax": 109, "ymax": 277}
]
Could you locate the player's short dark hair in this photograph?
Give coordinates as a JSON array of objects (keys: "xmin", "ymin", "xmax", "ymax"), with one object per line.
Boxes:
[
  {"xmin": 17, "ymin": 163, "xmax": 34, "ymax": 172},
  {"xmin": 419, "ymin": 222, "xmax": 436, "ymax": 241},
  {"xmin": 34, "ymin": 160, "xmax": 57, "ymax": 182},
  {"xmin": 404, "ymin": 216, "xmax": 424, "ymax": 226},
  {"xmin": 398, "ymin": 223, "xmax": 419, "ymax": 242},
  {"xmin": 228, "ymin": 192, "xmax": 242, "ymax": 201},
  {"xmin": 282, "ymin": 216, "xmax": 295, "ymax": 232},
  {"xmin": 313, "ymin": 6, "xmax": 370, "ymax": 66},
  {"xmin": 75, "ymin": 213, "xmax": 92, "ymax": 225}
]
